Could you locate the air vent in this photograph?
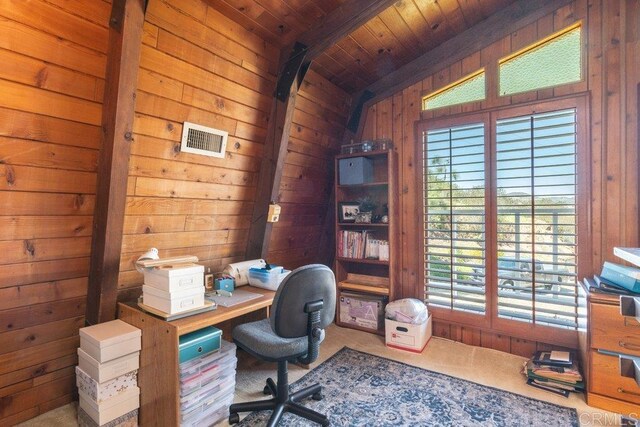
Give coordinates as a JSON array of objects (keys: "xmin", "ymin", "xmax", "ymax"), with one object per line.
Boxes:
[{"xmin": 180, "ymin": 122, "xmax": 228, "ymax": 158}]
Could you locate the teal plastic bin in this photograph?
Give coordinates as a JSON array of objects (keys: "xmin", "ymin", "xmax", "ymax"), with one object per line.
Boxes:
[{"xmin": 179, "ymin": 326, "xmax": 222, "ymax": 364}]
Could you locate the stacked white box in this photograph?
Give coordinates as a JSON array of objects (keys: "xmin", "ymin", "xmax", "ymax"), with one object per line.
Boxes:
[
  {"xmin": 142, "ymin": 263, "xmax": 205, "ymax": 315},
  {"xmin": 179, "ymin": 339, "xmax": 237, "ymax": 427},
  {"xmin": 77, "ymin": 320, "xmax": 141, "ymax": 426}
]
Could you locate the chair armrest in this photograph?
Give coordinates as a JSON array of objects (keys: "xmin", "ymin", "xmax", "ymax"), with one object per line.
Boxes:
[{"xmin": 297, "ymin": 299, "xmax": 324, "ymax": 365}]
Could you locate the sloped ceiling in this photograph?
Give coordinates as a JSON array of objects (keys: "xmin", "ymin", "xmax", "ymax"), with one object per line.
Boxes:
[{"xmin": 207, "ymin": 0, "xmax": 519, "ymax": 93}]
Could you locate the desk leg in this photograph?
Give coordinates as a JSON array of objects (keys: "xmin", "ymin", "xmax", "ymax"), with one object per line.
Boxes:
[{"xmin": 119, "ymin": 305, "xmax": 180, "ymax": 426}]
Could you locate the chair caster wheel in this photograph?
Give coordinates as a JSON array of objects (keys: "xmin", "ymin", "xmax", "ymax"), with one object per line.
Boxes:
[
  {"xmin": 263, "ymin": 385, "xmax": 272, "ymax": 395},
  {"xmin": 229, "ymin": 413, "xmax": 239, "ymax": 424},
  {"xmin": 321, "ymin": 419, "xmax": 330, "ymax": 426},
  {"xmin": 312, "ymin": 392, "xmax": 323, "ymax": 401}
]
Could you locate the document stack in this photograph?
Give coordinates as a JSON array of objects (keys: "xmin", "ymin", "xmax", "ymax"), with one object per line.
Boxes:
[
  {"xmin": 523, "ymin": 351, "xmax": 584, "ymax": 397},
  {"xmin": 76, "ymin": 320, "xmax": 141, "ymax": 426},
  {"xmin": 179, "ymin": 338, "xmax": 237, "ymax": 426},
  {"xmin": 142, "ymin": 261, "xmax": 205, "ymax": 315},
  {"xmin": 582, "ymin": 248, "xmax": 640, "ymax": 296}
]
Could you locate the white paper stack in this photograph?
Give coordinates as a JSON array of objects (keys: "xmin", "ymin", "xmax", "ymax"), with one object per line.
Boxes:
[
  {"xmin": 142, "ymin": 262, "xmax": 205, "ymax": 315},
  {"xmin": 76, "ymin": 320, "xmax": 141, "ymax": 427},
  {"xmin": 179, "ymin": 340, "xmax": 237, "ymax": 427}
]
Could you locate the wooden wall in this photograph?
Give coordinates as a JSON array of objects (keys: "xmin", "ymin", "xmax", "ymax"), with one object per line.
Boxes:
[
  {"xmin": 360, "ymin": 0, "xmax": 639, "ymax": 353},
  {"xmin": 0, "ymin": 0, "xmax": 349, "ymax": 422},
  {"xmin": 267, "ymin": 70, "xmax": 351, "ymax": 269},
  {"xmin": 117, "ymin": 0, "xmax": 349, "ymax": 293},
  {"xmin": 0, "ymin": 0, "xmax": 110, "ymax": 423}
]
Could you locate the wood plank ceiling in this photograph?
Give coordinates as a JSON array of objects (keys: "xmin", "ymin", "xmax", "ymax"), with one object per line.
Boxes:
[{"xmin": 206, "ymin": 0, "xmax": 519, "ymax": 93}]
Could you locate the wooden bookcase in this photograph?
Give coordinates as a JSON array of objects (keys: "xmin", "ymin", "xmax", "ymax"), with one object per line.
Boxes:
[{"xmin": 334, "ymin": 149, "xmax": 400, "ymax": 335}]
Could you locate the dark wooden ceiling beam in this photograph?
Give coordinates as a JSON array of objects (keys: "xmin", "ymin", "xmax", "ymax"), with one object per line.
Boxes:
[
  {"xmin": 297, "ymin": 0, "xmax": 400, "ymax": 61},
  {"xmin": 246, "ymin": 0, "xmax": 398, "ymax": 259},
  {"xmin": 86, "ymin": 0, "xmax": 147, "ymax": 325},
  {"xmin": 362, "ymin": 0, "xmax": 574, "ymax": 105}
]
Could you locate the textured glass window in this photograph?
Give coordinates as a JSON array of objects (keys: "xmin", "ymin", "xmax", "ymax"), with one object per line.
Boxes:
[
  {"xmin": 499, "ymin": 26, "xmax": 581, "ymax": 96},
  {"xmin": 423, "ymin": 71, "xmax": 485, "ymax": 110}
]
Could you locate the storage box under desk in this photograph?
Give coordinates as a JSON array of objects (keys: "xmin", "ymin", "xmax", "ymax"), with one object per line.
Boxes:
[{"xmin": 116, "ymin": 287, "xmax": 275, "ymax": 426}]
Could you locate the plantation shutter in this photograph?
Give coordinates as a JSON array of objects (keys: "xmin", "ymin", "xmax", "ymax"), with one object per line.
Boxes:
[
  {"xmin": 495, "ymin": 109, "xmax": 578, "ymax": 329},
  {"xmin": 423, "ymin": 123, "xmax": 486, "ymax": 314}
]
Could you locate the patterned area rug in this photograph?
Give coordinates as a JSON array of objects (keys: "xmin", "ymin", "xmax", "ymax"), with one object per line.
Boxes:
[{"xmin": 238, "ymin": 347, "xmax": 578, "ymax": 426}]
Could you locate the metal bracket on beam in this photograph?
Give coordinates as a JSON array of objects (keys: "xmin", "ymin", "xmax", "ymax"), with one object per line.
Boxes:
[
  {"xmin": 347, "ymin": 90, "xmax": 375, "ymax": 133},
  {"xmin": 276, "ymin": 41, "xmax": 308, "ymax": 101}
]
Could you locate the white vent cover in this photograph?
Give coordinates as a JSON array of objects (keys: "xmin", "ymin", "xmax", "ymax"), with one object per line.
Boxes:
[{"xmin": 180, "ymin": 122, "xmax": 228, "ymax": 158}]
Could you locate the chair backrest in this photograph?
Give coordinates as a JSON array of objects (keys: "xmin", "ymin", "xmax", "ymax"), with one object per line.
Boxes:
[{"xmin": 270, "ymin": 264, "xmax": 336, "ymax": 338}]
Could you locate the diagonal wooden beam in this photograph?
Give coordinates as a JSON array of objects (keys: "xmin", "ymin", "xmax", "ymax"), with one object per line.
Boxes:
[
  {"xmin": 246, "ymin": 0, "xmax": 397, "ymax": 259},
  {"xmin": 86, "ymin": 0, "xmax": 147, "ymax": 325},
  {"xmin": 297, "ymin": 0, "xmax": 400, "ymax": 61}
]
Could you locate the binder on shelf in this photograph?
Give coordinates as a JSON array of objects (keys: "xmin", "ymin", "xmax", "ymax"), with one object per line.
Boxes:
[{"xmin": 600, "ymin": 261, "xmax": 640, "ymax": 293}]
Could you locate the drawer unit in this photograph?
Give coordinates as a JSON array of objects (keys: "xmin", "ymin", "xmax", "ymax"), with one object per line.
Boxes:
[
  {"xmin": 579, "ymin": 282, "xmax": 640, "ymax": 418},
  {"xmin": 590, "ymin": 351, "xmax": 640, "ymax": 405},
  {"xmin": 591, "ymin": 303, "xmax": 640, "ymax": 357}
]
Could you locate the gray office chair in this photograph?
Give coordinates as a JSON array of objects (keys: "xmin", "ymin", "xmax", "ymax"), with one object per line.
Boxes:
[{"xmin": 228, "ymin": 264, "xmax": 336, "ymax": 427}]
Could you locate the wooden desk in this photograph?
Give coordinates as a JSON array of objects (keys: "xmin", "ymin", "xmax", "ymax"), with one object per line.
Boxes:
[{"xmin": 118, "ymin": 286, "xmax": 275, "ymax": 426}]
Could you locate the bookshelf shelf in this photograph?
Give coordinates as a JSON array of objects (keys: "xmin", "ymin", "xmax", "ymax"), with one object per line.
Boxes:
[
  {"xmin": 337, "ymin": 223, "xmax": 389, "ymax": 228},
  {"xmin": 337, "ymin": 182, "xmax": 388, "ymax": 189},
  {"xmin": 338, "ymin": 281, "xmax": 389, "ymax": 296},
  {"xmin": 334, "ymin": 149, "xmax": 399, "ymax": 335},
  {"xmin": 335, "ymin": 257, "xmax": 389, "ymax": 266}
]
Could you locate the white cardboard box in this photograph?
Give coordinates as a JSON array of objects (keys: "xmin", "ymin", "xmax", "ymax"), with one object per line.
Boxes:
[
  {"xmin": 79, "ymin": 386, "xmax": 140, "ymax": 425},
  {"xmin": 79, "ymin": 320, "xmax": 141, "ymax": 363},
  {"xmin": 385, "ymin": 314, "xmax": 432, "ymax": 353},
  {"xmin": 76, "ymin": 366, "xmax": 138, "ymax": 403},
  {"xmin": 142, "ymin": 284, "xmax": 204, "ymax": 315},
  {"xmin": 143, "ymin": 263, "xmax": 204, "ymax": 292},
  {"xmin": 78, "ymin": 348, "xmax": 139, "ymax": 383}
]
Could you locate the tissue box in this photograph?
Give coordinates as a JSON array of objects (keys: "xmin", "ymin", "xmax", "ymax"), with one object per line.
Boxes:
[
  {"xmin": 214, "ymin": 277, "xmax": 234, "ymax": 292},
  {"xmin": 79, "ymin": 320, "xmax": 141, "ymax": 363},
  {"xmin": 385, "ymin": 315, "xmax": 432, "ymax": 353},
  {"xmin": 248, "ymin": 266, "xmax": 290, "ymax": 291}
]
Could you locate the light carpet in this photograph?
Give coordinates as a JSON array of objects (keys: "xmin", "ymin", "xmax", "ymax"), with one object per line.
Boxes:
[{"xmin": 237, "ymin": 347, "xmax": 578, "ymax": 426}]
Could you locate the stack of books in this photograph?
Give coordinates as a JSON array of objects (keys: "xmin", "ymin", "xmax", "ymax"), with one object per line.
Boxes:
[
  {"xmin": 583, "ymin": 247, "xmax": 640, "ymax": 296},
  {"xmin": 337, "ymin": 230, "xmax": 389, "ymax": 261},
  {"xmin": 523, "ymin": 350, "xmax": 584, "ymax": 397}
]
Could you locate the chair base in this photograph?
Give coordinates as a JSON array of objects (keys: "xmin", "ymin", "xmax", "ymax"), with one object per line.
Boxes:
[{"xmin": 229, "ymin": 360, "xmax": 329, "ymax": 426}]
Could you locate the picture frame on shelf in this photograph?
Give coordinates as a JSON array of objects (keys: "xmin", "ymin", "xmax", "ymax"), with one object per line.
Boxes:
[{"xmin": 338, "ymin": 202, "xmax": 360, "ymax": 223}]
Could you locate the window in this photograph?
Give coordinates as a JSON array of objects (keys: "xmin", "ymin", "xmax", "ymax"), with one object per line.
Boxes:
[
  {"xmin": 420, "ymin": 100, "xmax": 584, "ymax": 338},
  {"xmin": 495, "ymin": 109, "xmax": 578, "ymax": 329},
  {"xmin": 424, "ymin": 123, "xmax": 486, "ymax": 314},
  {"xmin": 423, "ymin": 70, "xmax": 486, "ymax": 111},
  {"xmin": 499, "ymin": 25, "xmax": 582, "ymax": 96}
]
